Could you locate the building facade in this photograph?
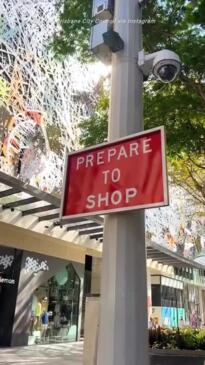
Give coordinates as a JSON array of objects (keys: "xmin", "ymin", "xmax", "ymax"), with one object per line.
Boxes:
[{"xmin": 90, "ymin": 256, "xmax": 205, "ymax": 329}]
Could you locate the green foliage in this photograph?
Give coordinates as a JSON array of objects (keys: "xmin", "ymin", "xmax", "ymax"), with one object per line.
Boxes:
[
  {"xmin": 79, "ymin": 82, "xmax": 109, "ymax": 146},
  {"xmin": 51, "ymin": 0, "xmax": 92, "ymax": 61},
  {"xmin": 178, "ymin": 328, "xmax": 198, "ymax": 350},
  {"xmin": 143, "ymin": 82, "xmax": 205, "ymax": 157},
  {"xmin": 46, "ymin": 123, "xmax": 63, "ymax": 156},
  {"xmin": 149, "ymin": 327, "xmax": 178, "ymax": 350},
  {"xmin": 149, "ymin": 327, "xmax": 205, "ymax": 351},
  {"xmin": 142, "ymin": 0, "xmax": 205, "ymax": 163},
  {"xmin": 169, "ymin": 155, "xmax": 205, "ymax": 205},
  {"xmin": 196, "ymin": 329, "xmax": 205, "ymax": 350}
]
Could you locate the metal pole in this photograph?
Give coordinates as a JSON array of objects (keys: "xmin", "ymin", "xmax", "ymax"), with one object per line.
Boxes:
[{"xmin": 97, "ymin": 0, "xmax": 149, "ymax": 365}]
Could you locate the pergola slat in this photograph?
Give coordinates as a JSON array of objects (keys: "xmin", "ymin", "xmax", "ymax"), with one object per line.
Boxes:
[
  {"xmin": 0, "ymin": 171, "xmax": 60, "ymax": 206},
  {"xmin": 22, "ymin": 204, "xmax": 57, "ymax": 216},
  {"xmin": 55, "ymin": 218, "xmax": 88, "ymax": 226},
  {"xmin": 2, "ymin": 197, "xmax": 39, "ymax": 209},
  {"xmin": 38, "ymin": 213, "xmax": 60, "ymax": 222},
  {"xmin": 79, "ymin": 227, "xmax": 104, "ymax": 235},
  {"xmin": 90, "ymin": 233, "xmax": 104, "ymax": 239},
  {"xmin": 0, "ymin": 188, "xmax": 21, "ymax": 198},
  {"xmin": 67, "ymin": 222, "xmax": 100, "ymax": 231}
]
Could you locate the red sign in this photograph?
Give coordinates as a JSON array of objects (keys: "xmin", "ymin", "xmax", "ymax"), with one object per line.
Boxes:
[{"xmin": 60, "ymin": 127, "xmax": 168, "ymax": 219}]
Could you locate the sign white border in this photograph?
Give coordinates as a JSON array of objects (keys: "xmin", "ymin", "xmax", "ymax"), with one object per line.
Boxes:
[{"xmin": 60, "ymin": 126, "xmax": 169, "ymax": 220}]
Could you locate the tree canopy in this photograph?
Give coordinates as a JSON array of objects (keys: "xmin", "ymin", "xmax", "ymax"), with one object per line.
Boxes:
[
  {"xmin": 52, "ymin": 0, "xmax": 92, "ymax": 61},
  {"xmin": 52, "ymin": 0, "xmax": 205, "ymax": 205}
]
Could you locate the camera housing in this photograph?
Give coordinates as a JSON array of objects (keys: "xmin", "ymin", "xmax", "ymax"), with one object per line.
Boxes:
[
  {"xmin": 152, "ymin": 50, "xmax": 181, "ymax": 83},
  {"xmin": 138, "ymin": 49, "xmax": 181, "ymax": 83}
]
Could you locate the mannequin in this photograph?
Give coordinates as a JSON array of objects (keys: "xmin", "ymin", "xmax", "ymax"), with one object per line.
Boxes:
[
  {"xmin": 41, "ymin": 309, "xmax": 49, "ymax": 339},
  {"xmin": 35, "ymin": 299, "xmax": 42, "ymax": 330}
]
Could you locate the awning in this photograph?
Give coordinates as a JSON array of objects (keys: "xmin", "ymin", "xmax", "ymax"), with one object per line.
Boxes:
[
  {"xmin": 0, "ymin": 171, "xmax": 103, "ymax": 244},
  {"xmin": 147, "ymin": 240, "xmax": 205, "ymax": 271}
]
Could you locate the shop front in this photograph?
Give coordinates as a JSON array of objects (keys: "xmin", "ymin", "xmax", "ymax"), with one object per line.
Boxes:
[
  {"xmin": 151, "ymin": 275, "xmax": 186, "ymax": 328},
  {"xmin": 150, "ymin": 273, "xmax": 205, "ymax": 328},
  {"xmin": 0, "ymin": 245, "xmax": 84, "ymax": 347}
]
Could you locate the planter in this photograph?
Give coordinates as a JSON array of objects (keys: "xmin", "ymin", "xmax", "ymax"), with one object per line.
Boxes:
[{"xmin": 150, "ymin": 349, "xmax": 205, "ymax": 365}]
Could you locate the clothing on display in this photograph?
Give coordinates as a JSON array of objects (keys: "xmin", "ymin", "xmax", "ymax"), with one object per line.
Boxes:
[
  {"xmin": 29, "ymin": 264, "xmax": 80, "ymax": 345},
  {"xmin": 35, "ymin": 301, "xmax": 42, "ymax": 317},
  {"xmin": 41, "ymin": 311, "xmax": 49, "ymax": 325}
]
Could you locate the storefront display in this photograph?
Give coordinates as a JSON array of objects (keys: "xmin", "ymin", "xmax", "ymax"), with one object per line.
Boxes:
[
  {"xmin": 0, "ymin": 245, "xmax": 83, "ymax": 347},
  {"xmin": 151, "ymin": 275, "xmax": 186, "ymax": 328},
  {"xmin": 161, "ymin": 307, "xmax": 186, "ymax": 327},
  {"xmin": 29, "ymin": 264, "xmax": 80, "ymax": 345}
]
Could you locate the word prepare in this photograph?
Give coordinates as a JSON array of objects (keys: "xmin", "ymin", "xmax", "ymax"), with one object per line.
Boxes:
[{"xmin": 76, "ymin": 139, "xmax": 152, "ymax": 170}]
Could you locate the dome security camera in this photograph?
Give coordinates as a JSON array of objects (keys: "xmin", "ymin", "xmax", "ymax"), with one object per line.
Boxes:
[
  {"xmin": 152, "ymin": 50, "xmax": 181, "ymax": 83},
  {"xmin": 138, "ymin": 49, "xmax": 181, "ymax": 84}
]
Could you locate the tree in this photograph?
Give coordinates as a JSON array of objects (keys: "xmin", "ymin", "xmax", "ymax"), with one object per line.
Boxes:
[
  {"xmin": 52, "ymin": 0, "xmax": 205, "ymax": 205},
  {"xmin": 142, "ymin": 0, "xmax": 205, "ymax": 205},
  {"xmin": 79, "ymin": 80, "xmax": 109, "ymax": 146},
  {"xmin": 170, "ymin": 155, "xmax": 205, "ymax": 205},
  {"xmin": 52, "ymin": 0, "xmax": 92, "ymax": 61}
]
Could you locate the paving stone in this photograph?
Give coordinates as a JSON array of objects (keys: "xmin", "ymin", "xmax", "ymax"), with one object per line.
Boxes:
[{"xmin": 0, "ymin": 342, "xmax": 83, "ymax": 365}]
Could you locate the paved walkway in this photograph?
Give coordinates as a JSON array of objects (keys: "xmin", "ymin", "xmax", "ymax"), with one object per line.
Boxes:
[{"xmin": 0, "ymin": 342, "xmax": 83, "ymax": 365}]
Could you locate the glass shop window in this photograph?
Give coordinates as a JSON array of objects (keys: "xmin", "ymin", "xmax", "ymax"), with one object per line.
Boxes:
[{"xmin": 29, "ymin": 263, "xmax": 80, "ymax": 345}]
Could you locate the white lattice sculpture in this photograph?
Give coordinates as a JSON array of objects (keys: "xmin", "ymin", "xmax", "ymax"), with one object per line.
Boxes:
[{"xmin": 0, "ymin": 0, "xmax": 99, "ymax": 192}]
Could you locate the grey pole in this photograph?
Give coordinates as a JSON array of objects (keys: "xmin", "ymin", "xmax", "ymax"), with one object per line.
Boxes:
[{"xmin": 97, "ymin": 0, "xmax": 149, "ymax": 365}]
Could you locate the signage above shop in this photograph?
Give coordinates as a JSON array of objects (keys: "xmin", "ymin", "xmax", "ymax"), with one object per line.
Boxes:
[
  {"xmin": 0, "ymin": 277, "xmax": 15, "ymax": 285},
  {"xmin": 61, "ymin": 127, "xmax": 168, "ymax": 219},
  {"xmin": 24, "ymin": 256, "xmax": 49, "ymax": 275},
  {"xmin": 0, "ymin": 255, "xmax": 14, "ymax": 270}
]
